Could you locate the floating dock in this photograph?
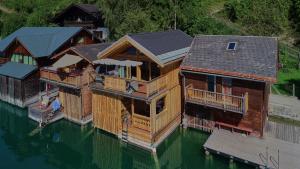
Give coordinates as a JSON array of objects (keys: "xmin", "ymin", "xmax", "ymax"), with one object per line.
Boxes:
[{"xmin": 204, "ymin": 129, "xmax": 300, "ymax": 169}]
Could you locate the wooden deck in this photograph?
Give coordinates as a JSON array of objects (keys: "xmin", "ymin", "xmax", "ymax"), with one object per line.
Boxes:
[
  {"xmin": 28, "ymin": 102, "xmax": 64, "ymax": 125},
  {"xmin": 204, "ymin": 129, "xmax": 300, "ymax": 169}
]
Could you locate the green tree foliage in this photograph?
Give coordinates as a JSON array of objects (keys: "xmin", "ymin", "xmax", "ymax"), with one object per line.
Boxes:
[
  {"xmin": 224, "ymin": 0, "xmax": 290, "ymax": 36},
  {"xmin": 115, "ymin": 9, "xmax": 159, "ymax": 38},
  {"xmin": 1, "ymin": 0, "xmax": 300, "ymax": 41}
]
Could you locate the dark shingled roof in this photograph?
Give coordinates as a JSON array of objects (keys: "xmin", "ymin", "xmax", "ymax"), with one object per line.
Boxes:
[
  {"xmin": 181, "ymin": 35, "xmax": 278, "ymax": 82},
  {"xmin": 72, "ymin": 43, "xmax": 112, "ymax": 62},
  {"xmin": 0, "ymin": 62, "xmax": 38, "ymax": 79},
  {"xmin": 76, "ymin": 4, "xmax": 100, "ymax": 14},
  {"xmin": 128, "ymin": 30, "xmax": 193, "ymax": 56}
]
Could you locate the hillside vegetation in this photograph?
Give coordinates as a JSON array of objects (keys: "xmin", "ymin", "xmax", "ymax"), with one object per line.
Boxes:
[
  {"xmin": 0, "ymin": 0, "xmax": 300, "ymax": 45},
  {"xmin": 1, "ymin": 0, "xmax": 300, "ymax": 96}
]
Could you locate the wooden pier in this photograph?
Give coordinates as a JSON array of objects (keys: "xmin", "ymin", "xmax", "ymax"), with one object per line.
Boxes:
[{"xmin": 204, "ymin": 129, "xmax": 300, "ymax": 169}]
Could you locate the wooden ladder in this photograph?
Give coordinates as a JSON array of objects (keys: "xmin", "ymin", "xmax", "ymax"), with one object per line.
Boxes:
[{"xmin": 121, "ymin": 110, "xmax": 129, "ymax": 142}]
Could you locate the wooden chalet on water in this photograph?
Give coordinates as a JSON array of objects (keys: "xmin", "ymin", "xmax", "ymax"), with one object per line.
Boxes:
[
  {"xmin": 0, "ymin": 27, "xmax": 99, "ymax": 108},
  {"xmin": 52, "ymin": 4, "xmax": 109, "ymax": 40},
  {"xmin": 181, "ymin": 35, "xmax": 278, "ymax": 136},
  {"xmin": 90, "ymin": 30, "xmax": 193, "ymax": 151},
  {"xmin": 30, "ymin": 43, "xmax": 111, "ymax": 125}
]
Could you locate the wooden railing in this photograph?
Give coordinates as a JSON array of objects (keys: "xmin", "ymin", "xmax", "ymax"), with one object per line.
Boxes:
[
  {"xmin": 95, "ymin": 74, "xmax": 168, "ymax": 97},
  {"xmin": 132, "ymin": 114, "xmax": 150, "ymax": 132},
  {"xmin": 40, "ymin": 69, "xmax": 84, "ymax": 88},
  {"xmin": 186, "ymin": 86, "xmax": 248, "ymax": 114},
  {"xmin": 146, "ymin": 75, "xmax": 168, "ymax": 97},
  {"xmin": 0, "ymin": 58, "xmax": 9, "ymax": 64},
  {"xmin": 103, "ymin": 76, "xmax": 127, "ymax": 92}
]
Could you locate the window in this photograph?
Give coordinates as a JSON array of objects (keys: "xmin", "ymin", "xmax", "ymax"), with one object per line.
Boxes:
[
  {"xmin": 227, "ymin": 42, "xmax": 237, "ymax": 50},
  {"xmin": 77, "ymin": 37, "xmax": 84, "ymax": 44},
  {"xmin": 156, "ymin": 96, "xmax": 166, "ymax": 114},
  {"xmin": 222, "ymin": 78, "xmax": 232, "ymax": 94},
  {"xmin": 23, "ymin": 56, "xmax": 29, "ymax": 64},
  {"xmin": 207, "ymin": 75, "xmax": 216, "ymax": 92}
]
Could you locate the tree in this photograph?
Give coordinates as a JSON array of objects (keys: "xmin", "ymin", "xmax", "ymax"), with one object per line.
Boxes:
[{"xmin": 115, "ymin": 9, "xmax": 160, "ymax": 38}]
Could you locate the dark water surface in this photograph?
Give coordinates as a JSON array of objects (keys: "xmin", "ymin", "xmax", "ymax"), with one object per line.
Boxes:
[{"xmin": 0, "ymin": 101, "xmax": 254, "ymax": 169}]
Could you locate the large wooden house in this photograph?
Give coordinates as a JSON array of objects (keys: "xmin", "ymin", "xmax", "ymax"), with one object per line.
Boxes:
[
  {"xmin": 181, "ymin": 35, "xmax": 278, "ymax": 136},
  {"xmin": 90, "ymin": 30, "xmax": 192, "ymax": 151},
  {"xmin": 52, "ymin": 4, "xmax": 109, "ymax": 40},
  {"xmin": 0, "ymin": 27, "xmax": 99, "ymax": 107},
  {"xmin": 33, "ymin": 43, "xmax": 111, "ymax": 125}
]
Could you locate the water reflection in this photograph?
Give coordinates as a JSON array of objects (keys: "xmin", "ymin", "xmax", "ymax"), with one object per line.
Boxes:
[{"xmin": 0, "ymin": 101, "xmax": 253, "ymax": 169}]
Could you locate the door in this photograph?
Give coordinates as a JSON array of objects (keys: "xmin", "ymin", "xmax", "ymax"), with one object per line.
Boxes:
[{"xmin": 222, "ymin": 78, "xmax": 232, "ymax": 104}]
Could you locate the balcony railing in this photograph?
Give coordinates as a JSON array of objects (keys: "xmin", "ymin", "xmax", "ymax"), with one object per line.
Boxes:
[
  {"xmin": 0, "ymin": 58, "xmax": 9, "ymax": 64},
  {"xmin": 186, "ymin": 85, "xmax": 248, "ymax": 114},
  {"xmin": 95, "ymin": 74, "xmax": 168, "ymax": 97},
  {"xmin": 132, "ymin": 114, "xmax": 150, "ymax": 132},
  {"xmin": 40, "ymin": 69, "xmax": 89, "ymax": 88}
]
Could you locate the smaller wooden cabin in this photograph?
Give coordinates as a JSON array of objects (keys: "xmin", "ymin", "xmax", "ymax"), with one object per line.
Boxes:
[
  {"xmin": 52, "ymin": 4, "xmax": 109, "ymax": 40},
  {"xmin": 0, "ymin": 27, "xmax": 99, "ymax": 107},
  {"xmin": 39, "ymin": 43, "xmax": 111, "ymax": 125},
  {"xmin": 0, "ymin": 62, "xmax": 38, "ymax": 107},
  {"xmin": 181, "ymin": 35, "xmax": 278, "ymax": 136},
  {"xmin": 91, "ymin": 30, "xmax": 192, "ymax": 151}
]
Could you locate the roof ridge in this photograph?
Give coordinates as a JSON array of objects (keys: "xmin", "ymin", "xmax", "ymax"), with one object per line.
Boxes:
[
  {"xmin": 195, "ymin": 34, "xmax": 278, "ymax": 39},
  {"xmin": 128, "ymin": 29, "xmax": 182, "ymax": 36}
]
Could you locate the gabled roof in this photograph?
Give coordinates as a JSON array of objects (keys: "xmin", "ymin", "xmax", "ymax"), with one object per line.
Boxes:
[
  {"xmin": 181, "ymin": 35, "xmax": 278, "ymax": 83},
  {"xmin": 0, "ymin": 27, "xmax": 86, "ymax": 58},
  {"xmin": 0, "ymin": 62, "xmax": 38, "ymax": 79},
  {"xmin": 97, "ymin": 30, "xmax": 193, "ymax": 67},
  {"xmin": 72, "ymin": 43, "xmax": 112, "ymax": 63},
  {"xmin": 53, "ymin": 4, "xmax": 101, "ymax": 21}
]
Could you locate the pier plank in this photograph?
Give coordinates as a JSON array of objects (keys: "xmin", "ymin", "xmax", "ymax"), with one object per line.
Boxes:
[{"xmin": 204, "ymin": 129, "xmax": 300, "ymax": 169}]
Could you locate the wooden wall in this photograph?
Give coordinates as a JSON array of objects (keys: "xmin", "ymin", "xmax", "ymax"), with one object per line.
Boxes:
[
  {"xmin": 92, "ymin": 92, "xmax": 123, "ymax": 135},
  {"xmin": 184, "ymin": 72, "xmax": 269, "ymax": 134},
  {"xmin": 0, "ymin": 72, "xmax": 39, "ymax": 107},
  {"xmin": 4, "ymin": 41, "xmax": 31, "ymax": 58},
  {"xmin": 82, "ymin": 85, "xmax": 92, "ymax": 117},
  {"xmin": 59, "ymin": 87, "xmax": 82, "ymax": 120}
]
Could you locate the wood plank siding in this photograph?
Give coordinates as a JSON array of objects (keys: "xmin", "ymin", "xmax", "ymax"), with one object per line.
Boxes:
[
  {"xmin": 91, "ymin": 45, "xmax": 182, "ymax": 147},
  {"xmin": 184, "ymin": 72, "xmax": 269, "ymax": 135},
  {"xmin": 0, "ymin": 72, "xmax": 39, "ymax": 107}
]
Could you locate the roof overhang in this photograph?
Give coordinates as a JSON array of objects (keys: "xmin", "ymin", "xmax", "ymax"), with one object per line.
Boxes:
[
  {"xmin": 97, "ymin": 35, "xmax": 165, "ymax": 67},
  {"xmin": 52, "ymin": 4, "xmax": 99, "ymax": 22},
  {"xmin": 181, "ymin": 66, "xmax": 277, "ymax": 83}
]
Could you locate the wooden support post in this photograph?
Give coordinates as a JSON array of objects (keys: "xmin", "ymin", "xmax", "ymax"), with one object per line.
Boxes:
[
  {"xmin": 137, "ymin": 65, "xmax": 141, "ymax": 81},
  {"xmin": 149, "ymin": 62, "xmax": 152, "ymax": 81}
]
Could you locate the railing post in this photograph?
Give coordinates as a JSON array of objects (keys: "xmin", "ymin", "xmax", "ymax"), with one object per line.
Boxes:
[{"xmin": 224, "ymin": 94, "xmax": 226, "ymax": 110}]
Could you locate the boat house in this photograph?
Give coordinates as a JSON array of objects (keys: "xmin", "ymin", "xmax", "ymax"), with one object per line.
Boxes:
[
  {"xmin": 181, "ymin": 35, "xmax": 278, "ymax": 136},
  {"xmin": 52, "ymin": 4, "xmax": 109, "ymax": 40},
  {"xmin": 29, "ymin": 43, "xmax": 111, "ymax": 125},
  {"xmin": 90, "ymin": 30, "xmax": 192, "ymax": 151},
  {"xmin": 0, "ymin": 27, "xmax": 99, "ymax": 107}
]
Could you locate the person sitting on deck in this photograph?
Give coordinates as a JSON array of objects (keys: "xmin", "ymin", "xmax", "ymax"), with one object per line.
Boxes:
[{"xmin": 51, "ymin": 97, "xmax": 61, "ymax": 112}]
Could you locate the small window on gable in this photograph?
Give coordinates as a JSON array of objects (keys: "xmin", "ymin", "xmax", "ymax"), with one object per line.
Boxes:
[
  {"xmin": 227, "ymin": 42, "xmax": 237, "ymax": 50},
  {"xmin": 156, "ymin": 96, "xmax": 166, "ymax": 114},
  {"xmin": 77, "ymin": 37, "xmax": 84, "ymax": 44}
]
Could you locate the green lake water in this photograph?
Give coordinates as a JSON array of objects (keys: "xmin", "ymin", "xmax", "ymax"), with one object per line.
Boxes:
[{"xmin": 0, "ymin": 101, "xmax": 254, "ymax": 169}]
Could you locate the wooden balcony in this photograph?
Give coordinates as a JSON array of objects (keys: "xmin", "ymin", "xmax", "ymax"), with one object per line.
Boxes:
[
  {"xmin": 131, "ymin": 114, "xmax": 150, "ymax": 132},
  {"xmin": 40, "ymin": 68, "xmax": 90, "ymax": 88},
  {"xmin": 93, "ymin": 74, "xmax": 168, "ymax": 98},
  {"xmin": 186, "ymin": 85, "xmax": 248, "ymax": 114}
]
